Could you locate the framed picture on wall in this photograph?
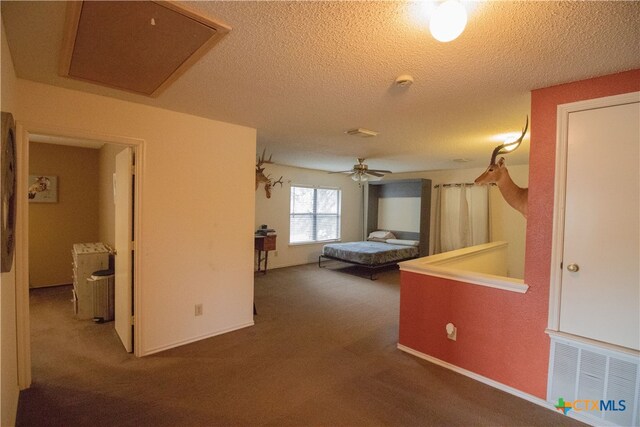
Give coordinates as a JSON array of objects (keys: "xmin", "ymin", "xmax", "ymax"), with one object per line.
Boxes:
[{"xmin": 28, "ymin": 175, "xmax": 58, "ymax": 203}]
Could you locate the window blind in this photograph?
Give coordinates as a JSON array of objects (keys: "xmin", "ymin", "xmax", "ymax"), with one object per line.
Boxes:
[{"xmin": 290, "ymin": 186, "xmax": 341, "ymax": 243}]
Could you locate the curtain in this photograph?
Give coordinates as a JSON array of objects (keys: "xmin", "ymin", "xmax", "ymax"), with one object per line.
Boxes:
[{"xmin": 434, "ymin": 184, "xmax": 489, "ymax": 254}]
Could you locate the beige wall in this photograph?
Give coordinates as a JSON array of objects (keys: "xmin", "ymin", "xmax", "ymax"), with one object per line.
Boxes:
[
  {"xmin": 29, "ymin": 142, "xmax": 100, "ymax": 287},
  {"xmin": 254, "ymin": 163, "xmax": 363, "ymax": 269},
  {"xmin": 98, "ymin": 143, "xmax": 125, "ymax": 247},
  {"xmin": 390, "ymin": 164, "xmax": 528, "ymax": 279},
  {"xmin": 15, "ymin": 80, "xmax": 257, "ymax": 356},
  {"xmin": 1, "ymin": 19, "xmax": 20, "ymax": 427}
]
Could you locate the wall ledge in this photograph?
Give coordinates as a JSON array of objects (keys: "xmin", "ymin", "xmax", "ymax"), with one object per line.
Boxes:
[
  {"xmin": 414, "ymin": 241, "xmax": 509, "ymax": 265},
  {"xmin": 399, "ymin": 242, "xmax": 529, "ymax": 294},
  {"xmin": 400, "ymin": 263, "xmax": 529, "ymax": 293}
]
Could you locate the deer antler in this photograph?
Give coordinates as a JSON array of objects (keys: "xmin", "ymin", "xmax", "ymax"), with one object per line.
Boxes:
[
  {"xmin": 256, "ymin": 148, "xmax": 273, "ymax": 170},
  {"xmin": 264, "ymin": 175, "xmax": 284, "ymax": 199},
  {"xmin": 256, "ymin": 148, "xmax": 276, "ymax": 190},
  {"xmin": 489, "ymin": 116, "xmax": 528, "ymax": 165}
]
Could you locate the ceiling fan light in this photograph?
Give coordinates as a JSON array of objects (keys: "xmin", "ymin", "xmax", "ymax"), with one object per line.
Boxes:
[
  {"xmin": 430, "ymin": 0, "xmax": 467, "ymax": 42},
  {"xmin": 351, "ymin": 173, "xmax": 369, "ymax": 182}
]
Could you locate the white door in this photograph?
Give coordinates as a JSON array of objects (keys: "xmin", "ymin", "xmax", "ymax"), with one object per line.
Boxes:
[
  {"xmin": 559, "ymin": 100, "xmax": 639, "ymax": 350},
  {"xmin": 115, "ymin": 147, "xmax": 134, "ymax": 352}
]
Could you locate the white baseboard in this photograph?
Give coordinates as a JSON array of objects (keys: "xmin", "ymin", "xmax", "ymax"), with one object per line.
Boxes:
[
  {"xmin": 397, "ymin": 344, "xmax": 599, "ymax": 426},
  {"xmin": 142, "ymin": 320, "xmax": 255, "ymax": 356},
  {"xmin": 29, "ymin": 282, "xmax": 72, "ymax": 289}
]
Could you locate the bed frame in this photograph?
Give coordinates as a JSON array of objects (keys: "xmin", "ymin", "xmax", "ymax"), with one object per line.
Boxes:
[
  {"xmin": 318, "ymin": 252, "xmax": 418, "ymax": 280},
  {"xmin": 319, "ymin": 179, "xmax": 432, "ymax": 280}
]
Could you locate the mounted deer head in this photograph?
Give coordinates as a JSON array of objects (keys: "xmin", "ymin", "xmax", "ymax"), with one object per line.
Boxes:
[
  {"xmin": 256, "ymin": 148, "xmax": 284, "ymax": 198},
  {"xmin": 256, "ymin": 147, "xmax": 273, "ymax": 190},
  {"xmin": 474, "ymin": 117, "xmax": 529, "ymax": 218},
  {"xmin": 264, "ymin": 175, "xmax": 283, "ymax": 199}
]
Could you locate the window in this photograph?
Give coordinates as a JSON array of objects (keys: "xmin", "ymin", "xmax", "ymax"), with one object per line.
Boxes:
[{"xmin": 290, "ymin": 186, "xmax": 341, "ymax": 243}]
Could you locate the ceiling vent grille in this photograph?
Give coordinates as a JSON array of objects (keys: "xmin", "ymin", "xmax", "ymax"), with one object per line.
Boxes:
[{"xmin": 345, "ymin": 128, "xmax": 379, "ymax": 137}]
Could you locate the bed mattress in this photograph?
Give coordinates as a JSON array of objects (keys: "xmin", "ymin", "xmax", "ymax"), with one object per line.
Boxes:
[{"xmin": 322, "ymin": 241, "xmax": 419, "ymax": 266}]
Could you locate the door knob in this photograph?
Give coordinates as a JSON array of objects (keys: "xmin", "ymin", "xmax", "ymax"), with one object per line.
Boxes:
[{"xmin": 567, "ymin": 263, "xmax": 580, "ymax": 272}]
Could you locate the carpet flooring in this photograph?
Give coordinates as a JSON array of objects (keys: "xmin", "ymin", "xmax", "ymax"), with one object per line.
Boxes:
[{"xmin": 17, "ymin": 263, "xmax": 585, "ymax": 426}]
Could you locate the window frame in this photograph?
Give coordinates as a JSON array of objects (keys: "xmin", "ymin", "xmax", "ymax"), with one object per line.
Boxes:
[{"xmin": 289, "ymin": 184, "xmax": 342, "ymax": 245}]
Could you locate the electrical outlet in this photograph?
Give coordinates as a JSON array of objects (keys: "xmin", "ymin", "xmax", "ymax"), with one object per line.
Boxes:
[
  {"xmin": 446, "ymin": 323, "xmax": 457, "ymax": 341},
  {"xmin": 195, "ymin": 304, "xmax": 203, "ymax": 316}
]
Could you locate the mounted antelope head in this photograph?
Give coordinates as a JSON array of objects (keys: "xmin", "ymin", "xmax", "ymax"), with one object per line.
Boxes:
[
  {"xmin": 474, "ymin": 117, "xmax": 529, "ymax": 218},
  {"xmin": 256, "ymin": 148, "xmax": 284, "ymax": 198}
]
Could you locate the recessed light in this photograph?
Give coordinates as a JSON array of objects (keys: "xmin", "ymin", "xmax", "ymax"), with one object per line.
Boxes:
[{"xmin": 454, "ymin": 158, "xmax": 471, "ymax": 163}]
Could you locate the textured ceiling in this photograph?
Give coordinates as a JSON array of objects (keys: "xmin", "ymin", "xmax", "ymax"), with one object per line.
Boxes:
[{"xmin": 2, "ymin": 1, "xmax": 639, "ymax": 173}]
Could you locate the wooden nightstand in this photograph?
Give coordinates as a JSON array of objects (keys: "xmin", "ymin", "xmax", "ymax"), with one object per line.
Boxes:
[{"xmin": 255, "ymin": 235, "xmax": 276, "ymax": 274}]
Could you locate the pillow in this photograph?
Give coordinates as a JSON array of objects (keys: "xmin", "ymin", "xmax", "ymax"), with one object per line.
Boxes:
[
  {"xmin": 367, "ymin": 237, "xmax": 387, "ymax": 243},
  {"xmin": 367, "ymin": 230, "xmax": 396, "ymax": 240},
  {"xmin": 386, "ymin": 238, "xmax": 419, "ymax": 247}
]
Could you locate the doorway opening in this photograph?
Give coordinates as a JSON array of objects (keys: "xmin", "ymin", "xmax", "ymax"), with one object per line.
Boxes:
[{"xmin": 15, "ymin": 125, "xmax": 143, "ymax": 389}]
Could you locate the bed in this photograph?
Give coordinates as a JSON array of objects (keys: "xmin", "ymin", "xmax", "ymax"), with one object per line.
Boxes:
[
  {"xmin": 318, "ymin": 232, "xmax": 420, "ymax": 280},
  {"xmin": 319, "ymin": 179, "xmax": 432, "ymax": 280}
]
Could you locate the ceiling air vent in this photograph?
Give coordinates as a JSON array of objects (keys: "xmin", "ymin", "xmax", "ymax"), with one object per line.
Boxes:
[
  {"xmin": 60, "ymin": 1, "xmax": 231, "ymax": 97},
  {"xmin": 345, "ymin": 128, "xmax": 379, "ymax": 137}
]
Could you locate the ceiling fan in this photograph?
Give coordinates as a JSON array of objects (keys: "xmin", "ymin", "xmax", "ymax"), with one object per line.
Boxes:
[{"xmin": 329, "ymin": 158, "xmax": 392, "ymax": 182}]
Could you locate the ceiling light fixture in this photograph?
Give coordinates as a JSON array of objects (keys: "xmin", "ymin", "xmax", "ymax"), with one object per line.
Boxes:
[
  {"xmin": 395, "ymin": 74, "xmax": 414, "ymax": 87},
  {"xmin": 345, "ymin": 128, "xmax": 379, "ymax": 137},
  {"xmin": 429, "ymin": 0, "xmax": 467, "ymax": 43},
  {"xmin": 351, "ymin": 172, "xmax": 369, "ymax": 182}
]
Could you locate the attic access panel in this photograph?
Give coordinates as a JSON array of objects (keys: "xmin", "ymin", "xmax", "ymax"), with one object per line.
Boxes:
[{"xmin": 60, "ymin": 1, "xmax": 230, "ymax": 97}]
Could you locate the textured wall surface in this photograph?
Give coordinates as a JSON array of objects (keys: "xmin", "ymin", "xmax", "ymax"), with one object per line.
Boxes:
[{"xmin": 398, "ymin": 69, "xmax": 640, "ymax": 400}]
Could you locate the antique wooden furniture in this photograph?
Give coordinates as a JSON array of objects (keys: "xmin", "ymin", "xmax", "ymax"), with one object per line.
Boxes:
[{"xmin": 254, "ymin": 235, "xmax": 276, "ymax": 274}]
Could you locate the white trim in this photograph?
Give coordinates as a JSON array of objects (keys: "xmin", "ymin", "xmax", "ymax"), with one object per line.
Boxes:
[
  {"xmin": 399, "ymin": 242, "xmax": 528, "ymax": 293},
  {"xmin": 397, "ymin": 344, "xmax": 601, "ymax": 426},
  {"xmin": 15, "ymin": 123, "xmax": 31, "ymax": 389},
  {"xmin": 400, "ymin": 263, "xmax": 528, "ymax": 293},
  {"xmin": 141, "ymin": 321, "xmax": 254, "ymax": 356},
  {"xmin": 545, "ymin": 329, "xmax": 640, "ymax": 358},
  {"xmin": 288, "ymin": 239, "xmax": 340, "ymax": 247},
  {"xmin": 289, "ymin": 183, "xmax": 342, "ymax": 191},
  {"xmin": 15, "ymin": 122, "xmax": 145, "ymax": 388},
  {"xmin": 548, "ymin": 91, "xmax": 640, "ymax": 331}
]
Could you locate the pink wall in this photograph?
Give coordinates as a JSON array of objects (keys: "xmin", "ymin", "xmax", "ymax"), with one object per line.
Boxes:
[{"xmin": 399, "ymin": 69, "xmax": 640, "ymax": 399}]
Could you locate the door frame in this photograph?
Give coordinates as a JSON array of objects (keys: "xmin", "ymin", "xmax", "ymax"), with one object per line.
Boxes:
[
  {"xmin": 547, "ymin": 91, "xmax": 640, "ymax": 331},
  {"xmin": 14, "ymin": 121, "xmax": 144, "ymax": 389}
]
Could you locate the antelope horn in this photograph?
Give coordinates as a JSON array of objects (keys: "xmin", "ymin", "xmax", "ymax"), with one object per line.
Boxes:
[
  {"xmin": 489, "ymin": 116, "xmax": 529, "ymax": 165},
  {"xmin": 273, "ymin": 176, "xmax": 284, "ymax": 187}
]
